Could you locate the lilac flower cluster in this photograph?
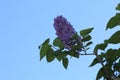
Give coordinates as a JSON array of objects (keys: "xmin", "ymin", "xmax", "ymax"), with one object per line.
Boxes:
[
  {"xmin": 53, "ymin": 15, "xmax": 82, "ymax": 51},
  {"xmin": 54, "ymin": 15, "xmax": 75, "ymax": 42}
]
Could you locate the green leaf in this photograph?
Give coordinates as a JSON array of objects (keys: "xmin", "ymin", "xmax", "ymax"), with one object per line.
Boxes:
[
  {"xmin": 94, "ymin": 43, "xmax": 107, "ymax": 52},
  {"xmin": 89, "ymin": 58, "xmax": 99, "ymax": 67},
  {"xmin": 103, "ymin": 64, "xmax": 113, "ymax": 78},
  {"xmin": 105, "ymin": 30, "xmax": 120, "ymax": 44},
  {"xmin": 81, "ymin": 35, "xmax": 91, "ymax": 42},
  {"xmin": 62, "ymin": 57, "xmax": 68, "ymax": 69},
  {"xmin": 46, "ymin": 48, "xmax": 55, "ymax": 62},
  {"xmin": 113, "ymin": 63, "xmax": 120, "ymax": 71},
  {"xmin": 116, "ymin": 13, "xmax": 120, "ymax": 25},
  {"xmin": 55, "ymin": 51, "xmax": 67, "ymax": 61},
  {"xmin": 116, "ymin": 3, "xmax": 120, "ymax": 11},
  {"xmin": 80, "ymin": 27, "xmax": 94, "ymax": 37},
  {"xmin": 106, "ymin": 16, "xmax": 118, "ymax": 30},
  {"xmin": 38, "ymin": 38, "xmax": 50, "ymax": 49},
  {"xmin": 53, "ymin": 37, "xmax": 64, "ymax": 49},
  {"xmin": 42, "ymin": 38, "xmax": 50, "ymax": 45},
  {"xmin": 69, "ymin": 50, "xmax": 79, "ymax": 58},
  {"xmin": 85, "ymin": 41, "xmax": 93, "ymax": 47},
  {"xmin": 104, "ymin": 48, "xmax": 120, "ymax": 63},
  {"xmin": 71, "ymin": 44, "xmax": 82, "ymax": 51},
  {"xmin": 106, "ymin": 13, "xmax": 120, "ymax": 30},
  {"xmin": 40, "ymin": 43, "xmax": 50, "ymax": 60},
  {"xmin": 71, "ymin": 33, "xmax": 79, "ymax": 39},
  {"xmin": 96, "ymin": 68, "xmax": 104, "ymax": 80}
]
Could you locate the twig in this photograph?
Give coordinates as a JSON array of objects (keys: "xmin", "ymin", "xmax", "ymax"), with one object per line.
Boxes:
[
  {"xmin": 95, "ymin": 52, "xmax": 111, "ymax": 80},
  {"xmin": 80, "ymin": 53, "xmax": 95, "ymax": 55}
]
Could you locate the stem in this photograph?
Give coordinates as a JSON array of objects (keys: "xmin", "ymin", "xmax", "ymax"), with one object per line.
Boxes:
[
  {"xmin": 95, "ymin": 52, "xmax": 112, "ymax": 80},
  {"xmin": 80, "ymin": 51, "xmax": 110, "ymax": 79},
  {"xmin": 51, "ymin": 45, "xmax": 58, "ymax": 50},
  {"xmin": 80, "ymin": 53, "xmax": 94, "ymax": 55},
  {"xmin": 81, "ymin": 51, "xmax": 117, "ymax": 80},
  {"xmin": 80, "ymin": 47, "xmax": 117, "ymax": 80}
]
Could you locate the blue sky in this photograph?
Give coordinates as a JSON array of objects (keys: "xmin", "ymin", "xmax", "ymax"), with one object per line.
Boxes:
[{"xmin": 0, "ymin": 0, "xmax": 119, "ymax": 80}]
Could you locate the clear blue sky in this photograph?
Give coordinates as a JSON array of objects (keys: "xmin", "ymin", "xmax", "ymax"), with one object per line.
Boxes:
[{"xmin": 0, "ymin": 0, "xmax": 119, "ymax": 80}]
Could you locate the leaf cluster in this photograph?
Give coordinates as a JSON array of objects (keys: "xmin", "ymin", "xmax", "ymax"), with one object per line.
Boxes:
[
  {"xmin": 38, "ymin": 3, "xmax": 120, "ymax": 80},
  {"xmin": 89, "ymin": 3, "xmax": 120, "ymax": 79},
  {"xmin": 39, "ymin": 27, "xmax": 94, "ymax": 69}
]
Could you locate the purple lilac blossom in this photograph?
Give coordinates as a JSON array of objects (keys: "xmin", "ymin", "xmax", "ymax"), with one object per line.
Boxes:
[
  {"xmin": 53, "ymin": 15, "xmax": 82, "ymax": 51},
  {"xmin": 54, "ymin": 15, "xmax": 75, "ymax": 41}
]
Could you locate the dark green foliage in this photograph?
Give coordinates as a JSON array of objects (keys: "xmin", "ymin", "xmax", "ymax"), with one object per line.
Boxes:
[
  {"xmin": 113, "ymin": 63, "xmax": 120, "ymax": 72},
  {"xmin": 42, "ymin": 38, "xmax": 50, "ymax": 45},
  {"xmin": 81, "ymin": 35, "xmax": 91, "ymax": 42},
  {"xmin": 104, "ymin": 64, "xmax": 114, "ymax": 76},
  {"xmin": 106, "ymin": 13, "xmax": 120, "ymax": 30},
  {"xmin": 96, "ymin": 68, "xmax": 104, "ymax": 80},
  {"xmin": 93, "ymin": 48, "xmax": 120, "ymax": 79},
  {"xmin": 94, "ymin": 43, "xmax": 107, "ymax": 52},
  {"xmin": 85, "ymin": 41, "xmax": 93, "ymax": 47},
  {"xmin": 39, "ymin": 27, "xmax": 94, "ymax": 69},
  {"xmin": 71, "ymin": 33, "xmax": 79, "ymax": 39},
  {"xmin": 46, "ymin": 48, "xmax": 55, "ymax": 62},
  {"xmin": 116, "ymin": 3, "xmax": 120, "ymax": 11},
  {"xmin": 80, "ymin": 28, "xmax": 93, "ymax": 52},
  {"xmin": 40, "ymin": 38, "xmax": 51, "ymax": 60},
  {"xmin": 53, "ymin": 37, "xmax": 64, "ymax": 49},
  {"xmin": 39, "ymin": 3, "xmax": 120, "ymax": 79},
  {"xmin": 80, "ymin": 27, "xmax": 94, "ymax": 37},
  {"xmin": 62, "ymin": 57, "xmax": 69, "ymax": 69},
  {"xmin": 89, "ymin": 58, "xmax": 99, "ymax": 67},
  {"xmin": 105, "ymin": 30, "xmax": 120, "ymax": 44},
  {"xmin": 104, "ymin": 48, "xmax": 120, "ymax": 63},
  {"xmin": 89, "ymin": 54, "xmax": 105, "ymax": 67},
  {"xmin": 55, "ymin": 50, "xmax": 67, "ymax": 61},
  {"xmin": 96, "ymin": 64, "xmax": 114, "ymax": 80},
  {"xmin": 69, "ymin": 50, "xmax": 79, "ymax": 58}
]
